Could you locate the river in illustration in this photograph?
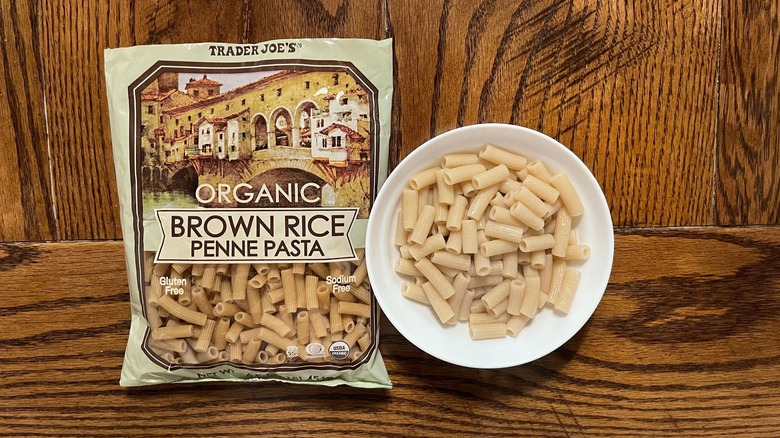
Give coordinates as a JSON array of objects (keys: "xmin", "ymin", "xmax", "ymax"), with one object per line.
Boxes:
[{"xmin": 142, "ymin": 191, "xmax": 200, "ymax": 221}]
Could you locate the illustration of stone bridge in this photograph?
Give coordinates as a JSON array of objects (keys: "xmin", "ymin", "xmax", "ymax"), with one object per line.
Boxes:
[{"xmin": 142, "ymin": 147, "xmax": 370, "ymax": 211}]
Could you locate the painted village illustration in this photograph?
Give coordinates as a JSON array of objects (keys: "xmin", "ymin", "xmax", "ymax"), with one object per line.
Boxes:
[{"xmin": 140, "ymin": 70, "xmax": 372, "ymax": 217}]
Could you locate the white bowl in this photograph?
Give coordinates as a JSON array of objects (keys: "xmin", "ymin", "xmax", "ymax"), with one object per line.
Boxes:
[{"xmin": 366, "ymin": 123, "xmax": 614, "ymax": 368}]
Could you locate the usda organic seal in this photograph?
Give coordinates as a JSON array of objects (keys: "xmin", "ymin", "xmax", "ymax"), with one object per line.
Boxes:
[{"xmin": 328, "ymin": 341, "xmax": 350, "ymax": 360}]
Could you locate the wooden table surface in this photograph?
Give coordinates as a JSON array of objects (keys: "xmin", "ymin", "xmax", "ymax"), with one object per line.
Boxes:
[{"xmin": 1, "ymin": 1, "xmax": 779, "ymax": 436}]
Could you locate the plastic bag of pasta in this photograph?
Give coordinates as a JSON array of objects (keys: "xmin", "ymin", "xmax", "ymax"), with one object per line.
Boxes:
[{"xmin": 104, "ymin": 39, "xmax": 392, "ymax": 387}]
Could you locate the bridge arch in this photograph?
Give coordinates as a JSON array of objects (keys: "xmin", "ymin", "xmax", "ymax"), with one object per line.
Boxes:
[
  {"xmin": 269, "ymin": 106, "xmax": 293, "ymax": 148},
  {"xmin": 248, "ymin": 150, "xmax": 335, "ymax": 188},
  {"xmin": 161, "ymin": 168, "xmax": 171, "ymax": 185},
  {"xmin": 293, "ymin": 100, "xmax": 319, "ymax": 148},
  {"xmin": 142, "ymin": 166, "xmax": 152, "ymax": 185},
  {"xmin": 169, "ymin": 166, "xmax": 199, "ymax": 194},
  {"xmin": 251, "ymin": 113, "xmax": 269, "ymax": 151},
  {"xmin": 152, "ymin": 167, "xmax": 161, "ymax": 185}
]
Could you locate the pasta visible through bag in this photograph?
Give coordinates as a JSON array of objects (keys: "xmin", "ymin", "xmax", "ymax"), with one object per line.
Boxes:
[
  {"xmin": 396, "ymin": 144, "xmax": 589, "ymax": 340},
  {"xmin": 145, "ymin": 255, "xmax": 374, "ymax": 365}
]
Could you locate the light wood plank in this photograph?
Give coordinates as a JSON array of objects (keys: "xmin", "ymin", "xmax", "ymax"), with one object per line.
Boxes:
[{"xmin": 1, "ymin": 227, "xmax": 778, "ymax": 435}]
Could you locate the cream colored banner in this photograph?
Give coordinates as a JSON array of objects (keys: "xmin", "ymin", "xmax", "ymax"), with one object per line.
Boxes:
[{"xmin": 155, "ymin": 208, "xmax": 357, "ymax": 263}]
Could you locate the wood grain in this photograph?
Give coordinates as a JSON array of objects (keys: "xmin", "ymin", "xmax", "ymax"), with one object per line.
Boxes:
[
  {"xmin": 1, "ymin": 228, "xmax": 778, "ymax": 436},
  {"xmin": 0, "ymin": 0, "xmax": 56, "ymax": 241},
  {"xmin": 388, "ymin": 0, "xmax": 721, "ymax": 227},
  {"xmin": 717, "ymin": 0, "xmax": 780, "ymax": 225},
  {"xmin": 246, "ymin": 0, "xmax": 386, "ymax": 41},
  {"xmin": 37, "ymin": 0, "xmax": 251, "ymax": 241}
]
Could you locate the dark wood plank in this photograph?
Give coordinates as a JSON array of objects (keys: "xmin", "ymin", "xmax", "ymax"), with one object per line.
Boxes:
[
  {"xmin": 0, "ymin": 0, "xmax": 56, "ymax": 241},
  {"xmin": 246, "ymin": 0, "xmax": 385, "ymax": 41},
  {"xmin": 717, "ymin": 0, "xmax": 780, "ymax": 224},
  {"xmin": 388, "ymin": 0, "xmax": 721, "ymax": 227},
  {"xmin": 131, "ymin": 0, "xmax": 251, "ymax": 44},
  {"xmin": 1, "ymin": 228, "xmax": 778, "ymax": 436},
  {"xmin": 37, "ymin": 0, "xmax": 249, "ymax": 241}
]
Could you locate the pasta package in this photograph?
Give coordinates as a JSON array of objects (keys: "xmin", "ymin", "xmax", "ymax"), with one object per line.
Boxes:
[{"xmin": 105, "ymin": 39, "xmax": 392, "ymax": 387}]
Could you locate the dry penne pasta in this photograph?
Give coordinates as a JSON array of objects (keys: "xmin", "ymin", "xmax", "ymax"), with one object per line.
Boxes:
[
  {"xmin": 157, "ymin": 295, "xmax": 208, "ymax": 326},
  {"xmin": 479, "ymin": 239, "xmax": 518, "ymax": 257},
  {"xmin": 328, "ymin": 299, "xmax": 344, "ymax": 333},
  {"xmin": 431, "ymin": 251, "xmax": 471, "ymax": 271},
  {"xmin": 549, "ymin": 173, "xmax": 584, "ymax": 217},
  {"xmin": 461, "ymin": 220, "xmax": 479, "ymax": 254},
  {"xmin": 460, "ymin": 180, "xmax": 477, "ymax": 196},
  {"xmin": 436, "ymin": 169, "xmax": 456, "ymax": 205},
  {"xmin": 466, "ymin": 184, "xmax": 500, "ymax": 220},
  {"xmin": 509, "ymin": 202, "xmax": 545, "ymax": 231},
  {"xmin": 401, "ymin": 282, "xmax": 429, "ymax": 304},
  {"xmin": 442, "ymin": 164, "xmax": 487, "ymax": 185},
  {"xmin": 152, "ymin": 324, "xmax": 194, "ymax": 341},
  {"xmin": 337, "ymin": 301, "xmax": 371, "ymax": 319},
  {"xmin": 409, "ymin": 167, "xmax": 440, "ymax": 190},
  {"xmin": 441, "ymin": 153, "xmax": 480, "ymax": 168},
  {"xmin": 474, "ymin": 231, "xmax": 492, "ymax": 276},
  {"xmin": 520, "ymin": 277, "xmax": 540, "ymax": 318},
  {"xmin": 553, "ymin": 268, "xmax": 581, "ymax": 313},
  {"xmin": 467, "ymin": 274, "xmax": 504, "ymax": 288},
  {"xmin": 410, "ymin": 205, "xmax": 437, "ymax": 244},
  {"xmin": 481, "ymin": 280, "xmax": 511, "ymax": 310},
  {"xmin": 472, "ymin": 164, "xmax": 509, "ymax": 190},
  {"xmin": 551, "ymin": 207, "xmax": 572, "ymax": 257},
  {"xmin": 523, "ymin": 175, "xmax": 559, "ymax": 204},
  {"xmin": 507, "ymin": 278, "xmax": 525, "ymax": 316},
  {"xmin": 564, "ymin": 244, "xmax": 591, "ymax": 260},
  {"xmin": 448, "ymin": 273, "xmax": 470, "ymax": 310},
  {"xmin": 143, "ymin": 253, "xmax": 377, "ymax": 369},
  {"xmin": 395, "ymin": 209, "xmax": 408, "ymax": 247},
  {"xmin": 530, "ymin": 250, "xmax": 546, "ymax": 270},
  {"xmin": 479, "ymin": 144, "xmax": 527, "ymax": 170},
  {"xmin": 484, "ymin": 220, "xmax": 525, "ymax": 243},
  {"xmin": 514, "ymin": 187, "xmax": 548, "ymax": 217},
  {"xmin": 417, "ymin": 188, "xmax": 430, "ymax": 217},
  {"xmin": 499, "ymin": 178, "xmax": 522, "ymax": 194},
  {"xmin": 395, "ymin": 258, "xmax": 422, "ymax": 277},
  {"xmin": 445, "ymin": 230, "xmax": 463, "ymax": 255},
  {"xmin": 394, "ymin": 144, "xmax": 590, "ymax": 341},
  {"xmin": 408, "ymin": 233, "xmax": 447, "ymax": 260},
  {"xmin": 421, "ymin": 282, "xmax": 456, "ymax": 324},
  {"xmin": 415, "ymin": 257, "xmax": 457, "ymax": 299},
  {"xmin": 502, "ymin": 252, "xmax": 519, "ymax": 279},
  {"xmin": 469, "ymin": 322, "xmax": 507, "ymax": 340},
  {"xmin": 519, "ymin": 234, "xmax": 556, "ymax": 253},
  {"xmin": 488, "ymin": 205, "xmax": 525, "ymax": 228},
  {"xmin": 434, "ymin": 201, "xmax": 449, "ymax": 224},
  {"xmin": 506, "ymin": 314, "xmax": 530, "ymax": 337},
  {"xmin": 526, "ymin": 160, "xmax": 553, "ymax": 183},
  {"xmin": 469, "ymin": 312, "xmax": 511, "ymax": 325},
  {"xmin": 446, "ymin": 196, "xmax": 469, "ymax": 231}
]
